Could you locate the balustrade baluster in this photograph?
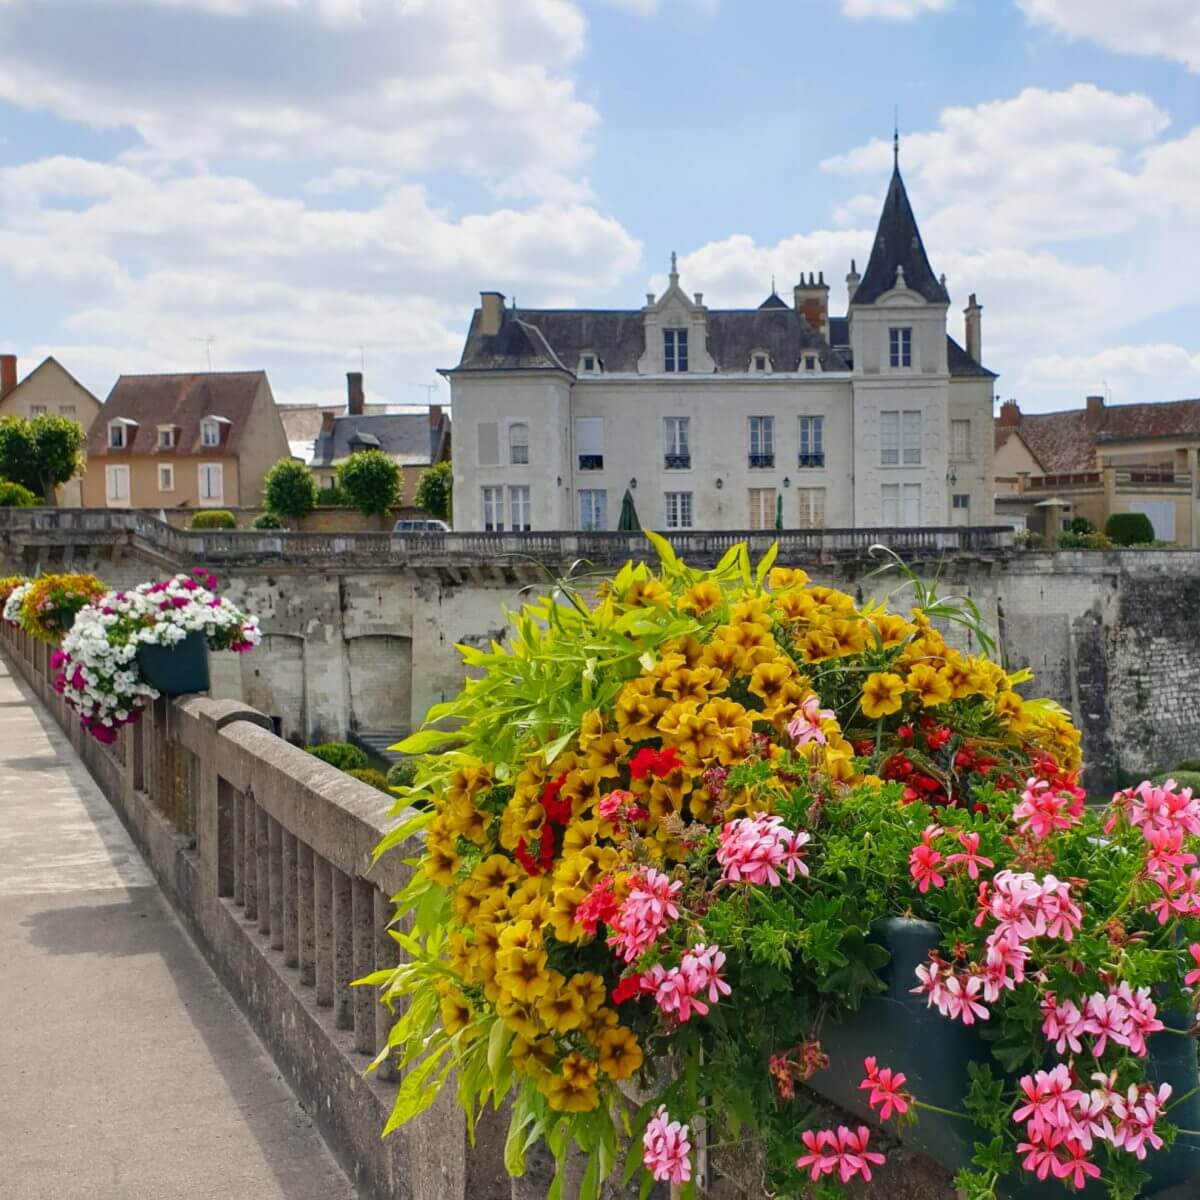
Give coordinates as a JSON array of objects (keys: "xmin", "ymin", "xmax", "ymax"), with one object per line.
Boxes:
[
  {"xmin": 315, "ymin": 857, "xmax": 334, "ymax": 1007},
  {"xmin": 256, "ymin": 806, "xmax": 270, "ymax": 936},
  {"xmin": 243, "ymin": 795, "xmax": 258, "ymax": 922},
  {"xmin": 283, "ymin": 830, "xmax": 299, "ymax": 968},
  {"xmin": 352, "ymin": 879, "xmax": 376, "ymax": 1054},
  {"xmin": 331, "ymin": 866, "xmax": 354, "ymax": 1030},
  {"xmin": 232, "ymin": 788, "xmax": 244, "ymax": 906},
  {"xmin": 373, "ymin": 888, "xmax": 397, "ymax": 1082},
  {"xmin": 268, "ymin": 817, "xmax": 284, "ymax": 952},
  {"xmin": 297, "ymin": 842, "xmax": 315, "ymax": 987}
]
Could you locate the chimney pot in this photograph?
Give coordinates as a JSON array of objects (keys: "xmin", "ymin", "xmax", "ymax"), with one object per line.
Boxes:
[
  {"xmin": 1085, "ymin": 394, "xmax": 1106, "ymax": 429},
  {"xmin": 347, "ymin": 371, "xmax": 364, "ymax": 416},
  {"xmin": 320, "ymin": 410, "xmax": 336, "ymax": 436},
  {"xmin": 479, "ymin": 291, "xmax": 506, "ymax": 336},
  {"xmin": 998, "ymin": 399, "xmax": 1021, "ymax": 428},
  {"xmin": 0, "ymin": 355, "xmax": 16, "ymax": 400},
  {"xmin": 694, "ymin": 292, "xmax": 703, "ymax": 306},
  {"xmin": 964, "ymin": 294, "xmax": 983, "ymax": 363}
]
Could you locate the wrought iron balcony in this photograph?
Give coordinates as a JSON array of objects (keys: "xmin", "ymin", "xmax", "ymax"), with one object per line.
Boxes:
[
  {"xmin": 578, "ymin": 454, "xmax": 604, "ymax": 471},
  {"xmin": 748, "ymin": 453, "xmax": 775, "ymax": 469},
  {"xmin": 664, "ymin": 453, "xmax": 691, "ymax": 470},
  {"xmin": 797, "ymin": 452, "xmax": 825, "ymax": 469}
]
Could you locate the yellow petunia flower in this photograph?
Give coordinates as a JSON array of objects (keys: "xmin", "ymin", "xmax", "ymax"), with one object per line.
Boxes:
[
  {"xmin": 597, "ymin": 1025, "xmax": 644, "ymax": 1080},
  {"xmin": 861, "ymin": 671, "xmax": 905, "ymax": 719},
  {"xmin": 906, "ymin": 662, "xmax": 953, "ymax": 708},
  {"xmin": 767, "ymin": 566, "xmax": 810, "ymax": 591},
  {"xmin": 679, "ymin": 581, "xmax": 723, "ymax": 616}
]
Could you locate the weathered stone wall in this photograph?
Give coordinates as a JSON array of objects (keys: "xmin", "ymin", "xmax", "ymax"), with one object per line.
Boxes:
[{"xmin": 5, "ymin": 524, "xmax": 1200, "ymax": 787}]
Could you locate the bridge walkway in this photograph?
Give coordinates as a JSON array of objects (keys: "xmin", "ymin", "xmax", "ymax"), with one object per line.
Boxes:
[{"xmin": 0, "ymin": 653, "xmax": 356, "ymax": 1200}]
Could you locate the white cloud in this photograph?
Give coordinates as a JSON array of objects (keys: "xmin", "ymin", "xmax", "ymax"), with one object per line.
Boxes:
[
  {"xmin": 0, "ymin": 1, "xmax": 594, "ymax": 198},
  {"xmin": 840, "ymin": 0, "xmax": 952, "ymax": 19},
  {"xmin": 601, "ymin": 0, "xmax": 717, "ymax": 13},
  {"xmin": 1020, "ymin": 344, "xmax": 1200, "ymax": 405},
  {"xmin": 1016, "ymin": 0, "xmax": 1200, "ymax": 72}
]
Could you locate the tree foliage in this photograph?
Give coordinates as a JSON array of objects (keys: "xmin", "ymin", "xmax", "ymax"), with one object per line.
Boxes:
[
  {"xmin": 414, "ymin": 460, "xmax": 452, "ymax": 522},
  {"xmin": 0, "ymin": 415, "xmax": 86, "ymax": 504},
  {"xmin": 263, "ymin": 456, "xmax": 319, "ymax": 520},
  {"xmin": 336, "ymin": 449, "xmax": 400, "ymax": 517},
  {"xmin": 0, "ymin": 479, "xmax": 39, "ymax": 507}
]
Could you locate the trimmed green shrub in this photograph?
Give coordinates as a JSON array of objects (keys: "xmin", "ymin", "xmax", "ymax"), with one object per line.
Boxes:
[
  {"xmin": 0, "ymin": 479, "xmax": 39, "ymax": 507},
  {"xmin": 1104, "ymin": 511, "xmax": 1155, "ymax": 546},
  {"xmin": 1057, "ymin": 530, "xmax": 1111, "ymax": 550},
  {"xmin": 306, "ymin": 741, "xmax": 368, "ymax": 771},
  {"xmin": 386, "ymin": 759, "xmax": 417, "ymax": 789},
  {"xmin": 415, "ymin": 460, "xmax": 452, "ymax": 523},
  {"xmin": 1067, "ymin": 516, "xmax": 1095, "ymax": 534},
  {"xmin": 336, "ymin": 449, "xmax": 401, "ymax": 517},
  {"xmin": 253, "ymin": 512, "xmax": 283, "ymax": 530},
  {"xmin": 347, "ymin": 767, "xmax": 391, "ymax": 793},
  {"xmin": 191, "ymin": 509, "xmax": 237, "ymax": 530},
  {"xmin": 263, "ymin": 457, "xmax": 319, "ymax": 520}
]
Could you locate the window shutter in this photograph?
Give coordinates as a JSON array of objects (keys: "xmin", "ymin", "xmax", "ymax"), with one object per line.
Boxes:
[{"xmin": 477, "ymin": 422, "xmax": 499, "ymax": 466}]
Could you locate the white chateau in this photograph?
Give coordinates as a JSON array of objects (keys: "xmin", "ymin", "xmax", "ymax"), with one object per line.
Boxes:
[{"xmin": 443, "ymin": 152, "xmax": 996, "ymax": 534}]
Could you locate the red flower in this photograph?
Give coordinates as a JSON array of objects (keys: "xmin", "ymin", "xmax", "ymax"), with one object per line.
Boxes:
[
  {"xmin": 926, "ymin": 725, "xmax": 951, "ymax": 751},
  {"xmin": 630, "ymin": 746, "xmax": 680, "ymax": 780},
  {"xmin": 611, "ymin": 975, "xmax": 644, "ymax": 1005},
  {"xmin": 514, "ymin": 839, "xmax": 540, "ymax": 876},
  {"xmin": 896, "ymin": 724, "xmax": 914, "ymax": 741},
  {"xmin": 541, "ymin": 772, "xmax": 571, "ymax": 825}
]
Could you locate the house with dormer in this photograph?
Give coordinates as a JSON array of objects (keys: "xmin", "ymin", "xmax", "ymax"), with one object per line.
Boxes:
[
  {"xmin": 81, "ymin": 371, "xmax": 290, "ymax": 510},
  {"xmin": 442, "ymin": 149, "xmax": 996, "ymax": 533}
]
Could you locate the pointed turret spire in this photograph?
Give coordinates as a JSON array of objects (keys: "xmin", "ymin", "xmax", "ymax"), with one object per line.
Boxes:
[
  {"xmin": 850, "ymin": 150, "xmax": 949, "ymax": 307},
  {"xmin": 669, "ymin": 250, "xmax": 679, "ymax": 286}
]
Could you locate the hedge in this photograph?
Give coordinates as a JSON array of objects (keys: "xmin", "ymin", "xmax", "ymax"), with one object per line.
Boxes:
[
  {"xmin": 306, "ymin": 741, "xmax": 368, "ymax": 772},
  {"xmin": 1104, "ymin": 511, "xmax": 1155, "ymax": 546}
]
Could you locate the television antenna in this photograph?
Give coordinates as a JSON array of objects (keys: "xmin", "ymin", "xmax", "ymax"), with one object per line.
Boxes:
[{"xmin": 192, "ymin": 336, "xmax": 215, "ymax": 372}]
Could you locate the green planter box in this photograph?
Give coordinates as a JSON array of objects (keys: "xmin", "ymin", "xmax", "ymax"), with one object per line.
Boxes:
[
  {"xmin": 135, "ymin": 631, "xmax": 210, "ymax": 696},
  {"xmin": 805, "ymin": 917, "xmax": 1200, "ymax": 1198}
]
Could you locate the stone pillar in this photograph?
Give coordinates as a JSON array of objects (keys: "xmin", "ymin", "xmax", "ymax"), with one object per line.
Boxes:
[{"xmin": 1102, "ymin": 463, "xmax": 1117, "ymax": 528}]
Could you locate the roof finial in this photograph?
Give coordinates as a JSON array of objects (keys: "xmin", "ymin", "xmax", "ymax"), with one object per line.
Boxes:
[
  {"xmin": 770, "ymin": 273, "xmax": 775, "ymax": 295},
  {"xmin": 893, "ymin": 105, "xmax": 899, "ymax": 169},
  {"xmin": 669, "ymin": 250, "xmax": 678, "ymax": 282}
]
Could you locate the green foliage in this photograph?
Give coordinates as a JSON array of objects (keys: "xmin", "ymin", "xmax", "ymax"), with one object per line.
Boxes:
[
  {"xmin": 1012, "ymin": 530, "xmax": 1044, "ymax": 550},
  {"xmin": 252, "ymin": 511, "xmax": 283, "ymax": 530},
  {"xmin": 386, "ymin": 758, "xmax": 417, "ymax": 789},
  {"xmin": 1151, "ymin": 768, "xmax": 1200, "ymax": 792},
  {"xmin": 0, "ymin": 414, "xmax": 86, "ymax": 502},
  {"xmin": 314, "ymin": 479, "xmax": 349, "ymax": 506},
  {"xmin": 1067, "ymin": 516, "xmax": 1095, "ymax": 534},
  {"xmin": 336, "ymin": 448, "xmax": 401, "ymax": 517},
  {"xmin": 0, "ymin": 479, "xmax": 39, "ymax": 507},
  {"xmin": 348, "ymin": 767, "xmax": 392, "ymax": 793},
  {"xmin": 263, "ymin": 456, "xmax": 319, "ymax": 520},
  {"xmin": 414, "ymin": 460, "xmax": 452, "ymax": 522},
  {"xmin": 1056, "ymin": 529, "xmax": 1111, "ymax": 550},
  {"xmin": 1105, "ymin": 511, "xmax": 1155, "ymax": 546},
  {"xmin": 190, "ymin": 509, "xmax": 237, "ymax": 530},
  {"xmin": 306, "ymin": 741, "xmax": 369, "ymax": 771}
]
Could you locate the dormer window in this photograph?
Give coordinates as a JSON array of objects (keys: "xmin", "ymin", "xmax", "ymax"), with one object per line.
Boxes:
[
  {"xmin": 663, "ymin": 329, "xmax": 688, "ymax": 373},
  {"xmin": 804, "ymin": 355, "xmax": 817, "ymax": 371},
  {"xmin": 107, "ymin": 419, "xmax": 136, "ymax": 449},
  {"xmin": 200, "ymin": 418, "xmax": 221, "ymax": 448},
  {"xmin": 750, "ymin": 350, "xmax": 772, "ymax": 374},
  {"xmin": 158, "ymin": 426, "xmax": 175, "ymax": 450},
  {"xmin": 579, "ymin": 352, "xmax": 599, "ymax": 374},
  {"xmin": 755, "ymin": 355, "xmax": 766, "ymax": 371}
]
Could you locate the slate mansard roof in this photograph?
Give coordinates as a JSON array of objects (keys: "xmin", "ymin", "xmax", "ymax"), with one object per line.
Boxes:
[
  {"xmin": 451, "ymin": 304, "xmax": 851, "ymax": 376},
  {"xmin": 311, "ymin": 412, "xmax": 443, "ymax": 469},
  {"xmin": 89, "ymin": 371, "xmax": 267, "ymax": 458}
]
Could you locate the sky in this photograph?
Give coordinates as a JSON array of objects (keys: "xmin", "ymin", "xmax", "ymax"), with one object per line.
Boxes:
[{"xmin": 1, "ymin": 0, "xmax": 1199, "ymax": 413}]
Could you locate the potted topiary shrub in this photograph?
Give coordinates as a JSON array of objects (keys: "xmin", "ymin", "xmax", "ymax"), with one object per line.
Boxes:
[
  {"xmin": 365, "ymin": 536, "xmax": 1200, "ymax": 1200},
  {"xmin": 53, "ymin": 569, "xmax": 260, "ymax": 741},
  {"xmin": 191, "ymin": 509, "xmax": 238, "ymax": 530}
]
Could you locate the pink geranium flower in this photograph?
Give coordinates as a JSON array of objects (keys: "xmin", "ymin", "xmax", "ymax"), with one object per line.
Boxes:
[
  {"xmin": 1185, "ymin": 943, "xmax": 1200, "ymax": 986},
  {"xmin": 716, "ymin": 814, "xmax": 810, "ymax": 886},
  {"xmin": 642, "ymin": 1106, "xmax": 691, "ymax": 1183},
  {"xmin": 859, "ymin": 1057, "xmax": 911, "ymax": 1121},
  {"xmin": 908, "ymin": 824, "xmax": 946, "ymax": 893},
  {"xmin": 786, "ymin": 694, "xmax": 835, "ymax": 747},
  {"xmin": 945, "ymin": 829, "xmax": 994, "ymax": 880},
  {"xmin": 606, "ymin": 869, "xmax": 681, "ymax": 962}
]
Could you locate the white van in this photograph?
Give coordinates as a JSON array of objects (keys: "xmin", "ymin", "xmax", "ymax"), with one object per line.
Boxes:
[{"xmin": 392, "ymin": 518, "xmax": 450, "ymax": 533}]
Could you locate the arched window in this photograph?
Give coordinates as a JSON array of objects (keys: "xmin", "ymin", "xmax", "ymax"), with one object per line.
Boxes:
[{"xmin": 509, "ymin": 422, "xmax": 529, "ymax": 465}]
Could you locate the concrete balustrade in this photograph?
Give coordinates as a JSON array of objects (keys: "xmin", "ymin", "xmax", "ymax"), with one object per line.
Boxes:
[{"xmin": 0, "ymin": 620, "xmax": 508, "ymax": 1200}]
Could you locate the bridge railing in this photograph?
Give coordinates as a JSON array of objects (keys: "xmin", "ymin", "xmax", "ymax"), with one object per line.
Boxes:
[
  {"xmin": 0, "ymin": 506, "xmax": 1015, "ymax": 568},
  {"xmin": 0, "ymin": 620, "xmax": 502, "ymax": 1200}
]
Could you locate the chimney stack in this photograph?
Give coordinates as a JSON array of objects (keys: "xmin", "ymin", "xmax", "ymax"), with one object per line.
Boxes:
[
  {"xmin": 964, "ymin": 293, "xmax": 982, "ymax": 363},
  {"xmin": 793, "ymin": 271, "xmax": 830, "ymax": 341},
  {"xmin": 1085, "ymin": 394, "xmax": 1106, "ymax": 429},
  {"xmin": 480, "ymin": 291, "xmax": 506, "ymax": 336},
  {"xmin": 347, "ymin": 371, "xmax": 364, "ymax": 416},
  {"xmin": 998, "ymin": 399, "xmax": 1021, "ymax": 428},
  {"xmin": 0, "ymin": 355, "xmax": 16, "ymax": 400},
  {"xmin": 320, "ymin": 410, "xmax": 336, "ymax": 437},
  {"xmin": 845, "ymin": 259, "xmax": 861, "ymax": 308}
]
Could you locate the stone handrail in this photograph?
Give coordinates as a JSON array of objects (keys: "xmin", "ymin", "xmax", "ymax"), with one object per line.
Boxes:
[
  {"xmin": 0, "ymin": 621, "xmax": 505, "ymax": 1200},
  {"xmin": 0, "ymin": 506, "xmax": 1015, "ymax": 569}
]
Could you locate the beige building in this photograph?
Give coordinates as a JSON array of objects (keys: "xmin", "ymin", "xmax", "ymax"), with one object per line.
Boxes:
[
  {"xmin": 0, "ymin": 355, "xmax": 102, "ymax": 504},
  {"xmin": 443, "ymin": 152, "xmax": 996, "ymax": 534},
  {"xmin": 81, "ymin": 372, "xmax": 290, "ymax": 511},
  {"xmin": 995, "ymin": 396, "xmax": 1200, "ymax": 545}
]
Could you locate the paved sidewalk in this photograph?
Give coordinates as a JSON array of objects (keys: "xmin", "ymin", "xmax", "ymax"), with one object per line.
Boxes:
[{"xmin": 0, "ymin": 653, "xmax": 357, "ymax": 1200}]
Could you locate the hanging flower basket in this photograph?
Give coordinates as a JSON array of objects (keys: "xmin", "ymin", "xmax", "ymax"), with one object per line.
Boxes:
[
  {"xmin": 7, "ymin": 573, "xmax": 105, "ymax": 643},
  {"xmin": 134, "ymin": 629, "xmax": 210, "ymax": 697},
  {"xmin": 361, "ymin": 536, "xmax": 1200, "ymax": 1200},
  {"xmin": 53, "ymin": 569, "xmax": 260, "ymax": 743},
  {"xmin": 0, "ymin": 576, "xmax": 29, "ymax": 627}
]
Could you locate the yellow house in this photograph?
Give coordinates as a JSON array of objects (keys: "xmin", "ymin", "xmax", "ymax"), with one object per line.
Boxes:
[
  {"xmin": 995, "ymin": 395, "xmax": 1200, "ymax": 545},
  {"xmin": 0, "ymin": 355, "xmax": 102, "ymax": 504},
  {"xmin": 81, "ymin": 371, "xmax": 291, "ymax": 511}
]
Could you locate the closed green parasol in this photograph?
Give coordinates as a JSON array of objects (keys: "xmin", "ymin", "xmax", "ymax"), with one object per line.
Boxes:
[{"xmin": 617, "ymin": 488, "xmax": 640, "ymax": 531}]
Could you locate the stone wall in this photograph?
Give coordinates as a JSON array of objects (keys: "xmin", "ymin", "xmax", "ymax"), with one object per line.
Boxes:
[{"xmin": 3, "ymin": 511, "xmax": 1199, "ymax": 788}]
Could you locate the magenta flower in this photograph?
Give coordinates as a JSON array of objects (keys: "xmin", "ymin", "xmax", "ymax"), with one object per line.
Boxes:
[
  {"xmin": 859, "ymin": 1057, "xmax": 910, "ymax": 1121},
  {"xmin": 944, "ymin": 829, "xmax": 994, "ymax": 880},
  {"xmin": 908, "ymin": 826, "xmax": 946, "ymax": 893},
  {"xmin": 716, "ymin": 814, "xmax": 810, "ymax": 886},
  {"xmin": 1185, "ymin": 943, "xmax": 1200, "ymax": 986},
  {"xmin": 786, "ymin": 694, "xmax": 834, "ymax": 748}
]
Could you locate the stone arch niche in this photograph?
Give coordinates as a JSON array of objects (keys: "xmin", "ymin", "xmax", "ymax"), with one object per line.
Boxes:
[
  {"xmin": 346, "ymin": 634, "xmax": 413, "ymax": 734},
  {"xmin": 240, "ymin": 634, "xmax": 306, "ymax": 743}
]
